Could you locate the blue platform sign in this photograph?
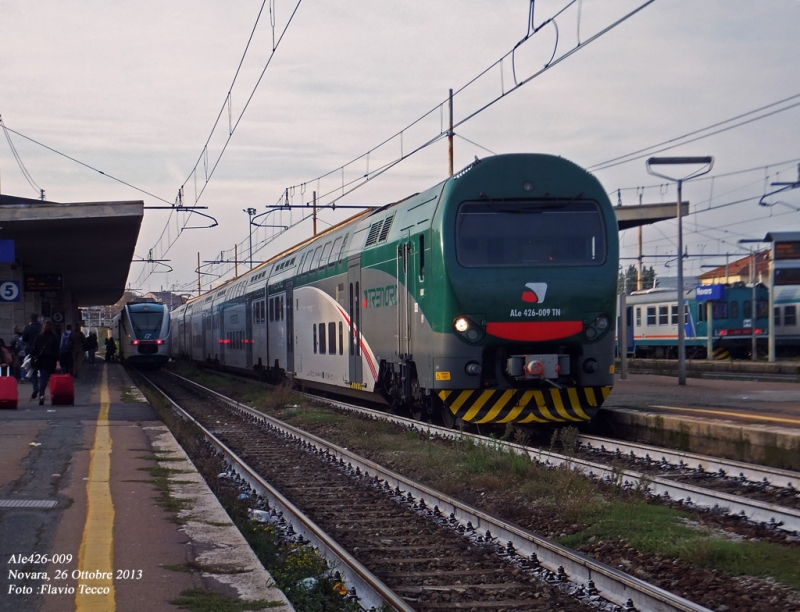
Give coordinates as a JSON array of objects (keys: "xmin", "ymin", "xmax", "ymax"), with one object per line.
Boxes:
[
  {"xmin": 696, "ymin": 284, "xmax": 725, "ymax": 301},
  {"xmin": 0, "ymin": 240, "xmax": 15, "ymax": 263},
  {"xmin": 0, "ymin": 281, "xmax": 21, "ymax": 302}
]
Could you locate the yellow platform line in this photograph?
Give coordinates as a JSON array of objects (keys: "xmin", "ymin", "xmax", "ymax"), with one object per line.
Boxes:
[
  {"xmin": 76, "ymin": 367, "xmax": 116, "ymax": 612},
  {"xmin": 651, "ymin": 404, "xmax": 800, "ymax": 426}
]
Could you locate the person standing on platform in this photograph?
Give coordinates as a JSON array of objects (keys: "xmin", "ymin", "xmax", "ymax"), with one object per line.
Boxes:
[
  {"xmin": 32, "ymin": 320, "xmax": 59, "ymax": 405},
  {"xmin": 22, "ymin": 314, "xmax": 41, "ymax": 398},
  {"xmin": 59, "ymin": 324, "xmax": 74, "ymax": 375},
  {"xmin": 86, "ymin": 332, "xmax": 98, "ymax": 365},
  {"xmin": 105, "ymin": 336, "xmax": 116, "ymax": 363},
  {"xmin": 72, "ymin": 325, "xmax": 86, "ymax": 378},
  {"xmin": 10, "ymin": 325, "xmax": 22, "ymax": 379}
]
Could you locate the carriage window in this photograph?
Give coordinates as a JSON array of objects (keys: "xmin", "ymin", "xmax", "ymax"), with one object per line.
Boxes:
[
  {"xmin": 310, "ymin": 246, "xmax": 323, "ymax": 270},
  {"xmin": 280, "ymin": 296, "xmax": 285, "ymax": 321},
  {"xmin": 712, "ymin": 302, "xmax": 728, "ymax": 319},
  {"xmin": 328, "ymin": 322, "xmax": 336, "ymax": 355},
  {"xmin": 785, "ymin": 305, "xmax": 797, "ymax": 327},
  {"xmin": 418, "ymin": 234, "xmax": 425, "ymax": 281},
  {"xmin": 338, "ymin": 234, "xmax": 349, "ymax": 262},
  {"xmin": 670, "ymin": 305, "xmax": 678, "ymax": 325},
  {"xmin": 269, "ymin": 298, "xmax": 274, "ymax": 322},
  {"xmin": 646, "ymin": 307, "xmax": 656, "ymax": 326},
  {"xmin": 318, "ymin": 323, "xmax": 327, "ymax": 354},
  {"xmin": 757, "ymin": 300, "xmax": 768, "ymax": 319},
  {"xmin": 339, "ymin": 322, "xmax": 343, "ymax": 355},
  {"xmin": 697, "ymin": 303, "xmax": 706, "ymax": 323},
  {"xmin": 743, "ymin": 300, "xmax": 752, "ymax": 319},
  {"xmin": 729, "ymin": 301, "xmax": 739, "ymax": 320},
  {"xmin": 635, "ymin": 307, "xmax": 641, "ymax": 327},
  {"xmin": 329, "ymin": 237, "xmax": 342, "ymax": 266},
  {"xmin": 320, "ymin": 241, "xmax": 333, "ymax": 269},
  {"xmin": 775, "ymin": 307, "xmax": 782, "ymax": 327},
  {"xmin": 313, "ymin": 325, "xmax": 317, "ymax": 354},
  {"xmin": 455, "ymin": 199, "xmax": 606, "ymax": 267},
  {"xmin": 658, "ymin": 306, "xmax": 669, "ymax": 326}
]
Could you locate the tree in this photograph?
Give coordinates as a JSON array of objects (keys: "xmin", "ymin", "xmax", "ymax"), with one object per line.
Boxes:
[{"xmin": 619, "ymin": 264, "xmax": 655, "ymax": 294}]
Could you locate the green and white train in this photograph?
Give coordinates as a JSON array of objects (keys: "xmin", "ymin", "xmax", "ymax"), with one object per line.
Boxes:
[{"xmin": 170, "ymin": 153, "xmax": 619, "ymax": 425}]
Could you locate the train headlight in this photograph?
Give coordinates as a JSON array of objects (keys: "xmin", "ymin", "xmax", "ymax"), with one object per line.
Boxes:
[
  {"xmin": 584, "ymin": 314, "xmax": 611, "ymax": 340},
  {"xmin": 453, "ymin": 316, "xmax": 484, "ymax": 343}
]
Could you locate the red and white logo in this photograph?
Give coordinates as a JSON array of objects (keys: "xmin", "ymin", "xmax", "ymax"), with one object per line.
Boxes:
[{"xmin": 522, "ymin": 283, "xmax": 547, "ymax": 303}]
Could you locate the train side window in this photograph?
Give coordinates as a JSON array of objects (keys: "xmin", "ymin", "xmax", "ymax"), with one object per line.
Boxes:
[
  {"xmin": 318, "ymin": 323, "xmax": 327, "ymax": 354},
  {"xmin": 269, "ymin": 298, "xmax": 274, "ymax": 322},
  {"xmin": 328, "ymin": 322, "xmax": 336, "ymax": 354},
  {"xmin": 785, "ymin": 305, "xmax": 797, "ymax": 326},
  {"xmin": 310, "ymin": 246, "xmax": 323, "ymax": 270},
  {"xmin": 338, "ymin": 234, "xmax": 349, "ymax": 263},
  {"xmin": 743, "ymin": 300, "xmax": 752, "ymax": 319},
  {"xmin": 729, "ymin": 301, "xmax": 739, "ymax": 319},
  {"xmin": 635, "ymin": 307, "xmax": 641, "ymax": 327},
  {"xmin": 339, "ymin": 322, "xmax": 343, "ymax": 355},
  {"xmin": 697, "ymin": 304, "xmax": 706, "ymax": 323},
  {"xmin": 658, "ymin": 306, "xmax": 668, "ymax": 326},
  {"xmin": 775, "ymin": 307, "xmax": 782, "ymax": 327},
  {"xmin": 355, "ymin": 282, "xmax": 361, "ymax": 356},
  {"xmin": 313, "ymin": 325, "xmax": 318, "ymax": 354},
  {"xmin": 280, "ymin": 296, "xmax": 285, "ymax": 321},
  {"xmin": 349, "ymin": 283, "xmax": 354, "ymax": 356},
  {"xmin": 670, "ymin": 305, "xmax": 678, "ymax": 325},
  {"xmin": 646, "ymin": 307, "xmax": 656, "ymax": 326},
  {"xmin": 320, "ymin": 241, "xmax": 333, "ymax": 269},
  {"xmin": 329, "ymin": 237, "xmax": 341, "ymax": 266},
  {"xmin": 418, "ymin": 234, "xmax": 425, "ymax": 281},
  {"xmin": 712, "ymin": 302, "xmax": 728, "ymax": 319},
  {"xmin": 757, "ymin": 300, "xmax": 768, "ymax": 319}
]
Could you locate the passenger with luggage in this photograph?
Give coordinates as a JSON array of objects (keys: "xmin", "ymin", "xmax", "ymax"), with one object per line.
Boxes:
[
  {"xmin": 59, "ymin": 325, "xmax": 74, "ymax": 375},
  {"xmin": 21, "ymin": 314, "xmax": 41, "ymax": 398},
  {"xmin": 31, "ymin": 320, "xmax": 60, "ymax": 405},
  {"xmin": 10, "ymin": 325, "xmax": 23, "ymax": 378}
]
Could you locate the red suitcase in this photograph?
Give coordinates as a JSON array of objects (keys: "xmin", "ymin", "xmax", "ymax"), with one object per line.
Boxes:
[
  {"xmin": 0, "ymin": 366, "xmax": 18, "ymax": 409},
  {"xmin": 50, "ymin": 373, "xmax": 75, "ymax": 406}
]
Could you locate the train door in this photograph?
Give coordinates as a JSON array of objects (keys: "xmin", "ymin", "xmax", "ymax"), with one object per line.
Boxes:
[
  {"xmin": 285, "ymin": 281, "xmax": 294, "ymax": 375},
  {"xmin": 347, "ymin": 258, "xmax": 362, "ymax": 386},
  {"xmin": 396, "ymin": 234, "xmax": 412, "ymax": 358}
]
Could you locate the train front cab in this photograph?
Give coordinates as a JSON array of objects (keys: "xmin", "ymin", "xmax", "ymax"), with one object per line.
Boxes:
[{"xmin": 426, "ymin": 154, "xmax": 618, "ymax": 426}]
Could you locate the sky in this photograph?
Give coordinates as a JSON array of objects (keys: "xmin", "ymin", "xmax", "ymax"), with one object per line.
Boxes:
[{"xmin": 1, "ymin": 0, "xmax": 799, "ymax": 299}]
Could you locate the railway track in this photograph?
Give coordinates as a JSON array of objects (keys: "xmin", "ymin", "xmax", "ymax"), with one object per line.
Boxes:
[{"xmin": 140, "ymin": 369, "xmax": 712, "ymax": 612}]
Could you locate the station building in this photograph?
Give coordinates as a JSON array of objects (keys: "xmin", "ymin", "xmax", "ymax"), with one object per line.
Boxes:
[{"xmin": 0, "ymin": 193, "xmax": 143, "ymax": 340}]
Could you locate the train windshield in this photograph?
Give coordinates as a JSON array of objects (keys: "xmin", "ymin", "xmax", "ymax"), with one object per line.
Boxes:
[
  {"xmin": 455, "ymin": 199, "xmax": 606, "ymax": 267},
  {"xmin": 129, "ymin": 309, "xmax": 166, "ymax": 338}
]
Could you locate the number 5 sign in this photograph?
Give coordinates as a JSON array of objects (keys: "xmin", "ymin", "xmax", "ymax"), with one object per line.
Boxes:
[{"xmin": 0, "ymin": 281, "xmax": 20, "ymax": 302}]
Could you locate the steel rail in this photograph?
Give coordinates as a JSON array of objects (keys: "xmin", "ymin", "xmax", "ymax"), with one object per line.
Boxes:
[
  {"xmin": 576, "ymin": 434, "xmax": 800, "ymax": 490},
  {"xmin": 230, "ymin": 379, "xmax": 800, "ymax": 532},
  {"xmin": 141, "ymin": 372, "xmax": 416, "ymax": 612},
  {"xmin": 165, "ymin": 371, "xmax": 712, "ymax": 612}
]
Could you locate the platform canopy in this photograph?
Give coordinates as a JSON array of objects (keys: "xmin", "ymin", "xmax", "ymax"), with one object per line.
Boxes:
[
  {"xmin": 0, "ymin": 194, "xmax": 143, "ymax": 306},
  {"xmin": 614, "ymin": 201, "xmax": 690, "ymax": 230}
]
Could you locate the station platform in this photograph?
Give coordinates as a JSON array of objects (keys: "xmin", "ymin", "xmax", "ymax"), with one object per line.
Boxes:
[
  {"xmin": 601, "ymin": 373, "xmax": 800, "ymax": 470},
  {"xmin": 0, "ymin": 362, "xmax": 292, "ymax": 612}
]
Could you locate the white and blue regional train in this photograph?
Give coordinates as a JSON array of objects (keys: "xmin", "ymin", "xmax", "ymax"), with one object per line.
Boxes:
[{"xmin": 113, "ymin": 298, "xmax": 171, "ymax": 367}]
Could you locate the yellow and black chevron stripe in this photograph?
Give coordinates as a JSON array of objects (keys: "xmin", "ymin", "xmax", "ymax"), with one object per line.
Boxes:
[{"xmin": 437, "ymin": 386, "xmax": 611, "ymax": 424}]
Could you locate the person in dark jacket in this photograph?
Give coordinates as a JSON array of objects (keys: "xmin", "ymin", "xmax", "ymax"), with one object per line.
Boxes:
[
  {"xmin": 21, "ymin": 314, "xmax": 41, "ymax": 398},
  {"xmin": 32, "ymin": 320, "xmax": 60, "ymax": 405},
  {"xmin": 86, "ymin": 332, "xmax": 99, "ymax": 366},
  {"xmin": 105, "ymin": 336, "xmax": 116, "ymax": 363}
]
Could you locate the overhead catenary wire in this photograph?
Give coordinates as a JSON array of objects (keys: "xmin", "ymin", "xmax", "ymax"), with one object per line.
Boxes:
[{"xmin": 1, "ymin": 116, "xmax": 41, "ymax": 196}]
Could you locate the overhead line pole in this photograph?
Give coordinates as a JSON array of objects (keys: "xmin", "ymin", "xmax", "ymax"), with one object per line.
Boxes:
[{"xmin": 448, "ymin": 88, "xmax": 454, "ymax": 177}]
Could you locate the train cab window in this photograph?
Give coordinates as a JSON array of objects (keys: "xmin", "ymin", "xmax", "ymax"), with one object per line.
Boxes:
[
  {"xmin": 329, "ymin": 237, "xmax": 342, "ymax": 266},
  {"xmin": 757, "ymin": 300, "xmax": 768, "ymax": 319},
  {"xmin": 455, "ymin": 200, "xmax": 606, "ymax": 267},
  {"xmin": 743, "ymin": 300, "xmax": 752, "ymax": 319},
  {"xmin": 635, "ymin": 307, "xmax": 641, "ymax": 327},
  {"xmin": 670, "ymin": 305, "xmax": 678, "ymax": 325},
  {"xmin": 658, "ymin": 306, "xmax": 668, "ymax": 326},
  {"xmin": 328, "ymin": 322, "xmax": 336, "ymax": 354},
  {"xmin": 775, "ymin": 307, "xmax": 782, "ymax": 327},
  {"xmin": 712, "ymin": 302, "xmax": 728, "ymax": 319},
  {"xmin": 785, "ymin": 305, "xmax": 797, "ymax": 327},
  {"xmin": 318, "ymin": 323, "xmax": 327, "ymax": 354},
  {"xmin": 729, "ymin": 301, "xmax": 739, "ymax": 319},
  {"xmin": 646, "ymin": 307, "xmax": 656, "ymax": 326},
  {"xmin": 418, "ymin": 234, "xmax": 425, "ymax": 281}
]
